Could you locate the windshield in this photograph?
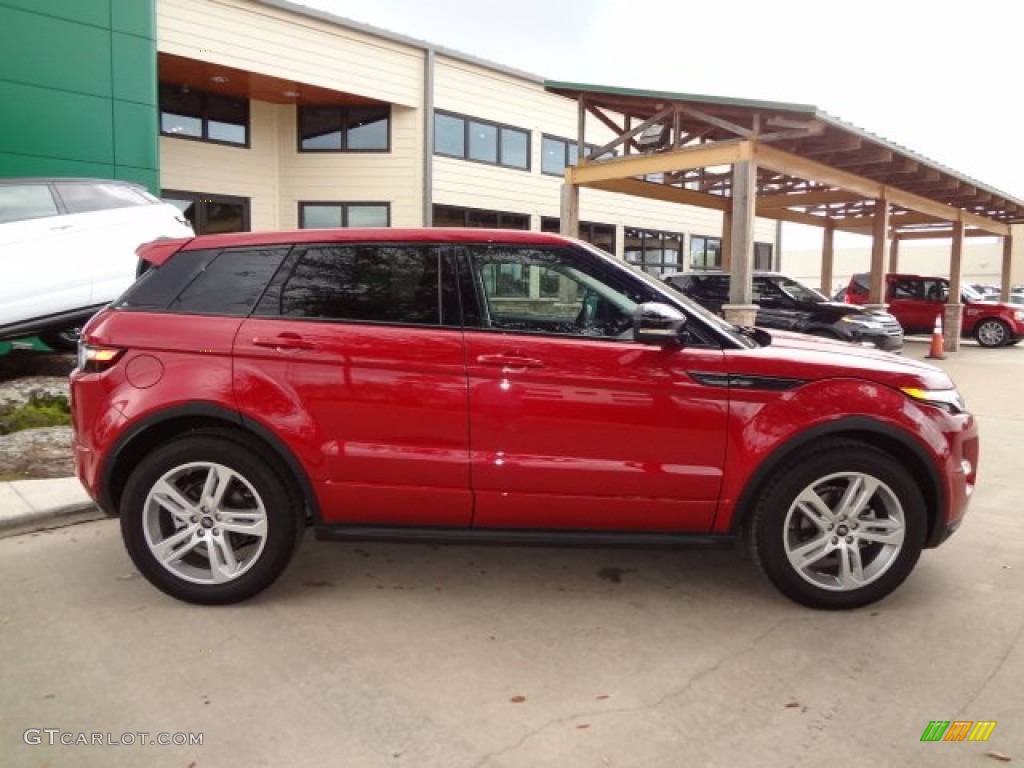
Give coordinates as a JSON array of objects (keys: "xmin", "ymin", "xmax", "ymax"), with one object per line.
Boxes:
[
  {"xmin": 774, "ymin": 275, "xmax": 829, "ymax": 303},
  {"xmin": 961, "ymin": 283, "xmax": 984, "ymax": 301}
]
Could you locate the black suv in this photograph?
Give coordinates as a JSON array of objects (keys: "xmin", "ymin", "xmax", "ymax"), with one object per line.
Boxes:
[{"xmin": 665, "ymin": 271, "xmax": 904, "ymax": 352}]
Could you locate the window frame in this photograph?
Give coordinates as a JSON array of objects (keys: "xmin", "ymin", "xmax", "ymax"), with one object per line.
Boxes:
[
  {"xmin": 690, "ymin": 234, "xmax": 723, "ymax": 271},
  {"xmin": 159, "ymin": 84, "xmax": 250, "ymax": 148},
  {"xmin": 298, "ymin": 201, "xmax": 392, "ymax": 229},
  {"xmin": 540, "ymin": 135, "xmax": 610, "ymax": 177},
  {"xmin": 432, "ymin": 109, "xmax": 531, "ymax": 171},
  {"xmin": 624, "ymin": 227, "xmax": 686, "ymax": 277},
  {"xmin": 540, "ymin": 217, "xmax": 616, "ymax": 254},
  {"xmin": 297, "ymin": 104, "xmax": 392, "ymax": 153},
  {"xmin": 431, "ymin": 204, "xmax": 529, "ymax": 230},
  {"xmin": 162, "ymin": 189, "xmax": 251, "ymax": 234}
]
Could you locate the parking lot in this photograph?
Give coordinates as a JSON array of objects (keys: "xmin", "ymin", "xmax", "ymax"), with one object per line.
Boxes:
[{"xmin": 1, "ymin": 339, "xmax": 1021, "ymax": 767}]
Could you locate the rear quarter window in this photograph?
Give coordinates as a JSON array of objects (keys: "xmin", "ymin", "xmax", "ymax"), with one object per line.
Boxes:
[
  {"xmin": 116, "ymin": 246, "xmax": 289, "ymax": 316},
  {"xmin": 0, "ymin": 184, "xmax": 59, "ymax": 223}
]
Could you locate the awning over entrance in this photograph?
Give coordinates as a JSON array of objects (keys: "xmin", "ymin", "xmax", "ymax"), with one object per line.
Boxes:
[{"xmin": 547, "ymin": 81, "xmax": 1023, "ymax": 349}]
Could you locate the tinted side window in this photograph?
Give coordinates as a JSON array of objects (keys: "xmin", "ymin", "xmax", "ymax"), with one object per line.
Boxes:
[
  {"xmin": 0, "ymin": 184, "xmax": 59, "ymax": 223},
  {"xmin": 465, "ymin": 245, "xmax": 642, "ymax": 338},
  {"xmin": 260, "ymin": 245, "xmax": 441, "ymax": 326},
  {"xmin": 169, "ymin": 247, "xmax": 290, "ymax": 315},
  {"xmin": 685, "ymin": 275, "xmax": 729, "ymax": 304},
  {"xmin": 56, "ymin": 182, "xmax": 151, "ymax": 213}
]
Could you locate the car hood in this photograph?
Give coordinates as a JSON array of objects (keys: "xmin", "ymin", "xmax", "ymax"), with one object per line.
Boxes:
[{"xmin": 727, "ymin": 329, "xmax": 953, "ymax": 390}]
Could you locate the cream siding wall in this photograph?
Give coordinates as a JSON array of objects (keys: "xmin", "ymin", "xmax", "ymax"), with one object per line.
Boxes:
[
  {"xmin": 782, "ymin": 240, "xmax": 1011, "ymax": 294},
  {"xmin": 158, "ymin": 0, "xmax": 423, "ymax": 106},
  {"xmin": 157, "ymin": 0, "xmax": 779, "ymax": 263},
  {"xmin": 277, "ymin": 105, "xmax": 422, "ymax": 228},
  {"xmin": 159, "ymin": 100, "xmax": 281, "ymax": 229}
]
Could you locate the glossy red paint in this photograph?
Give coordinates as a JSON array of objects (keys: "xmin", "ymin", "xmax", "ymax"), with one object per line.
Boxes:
[{"xmin": 73, "ymin": 228, "xmax": 978, "ymax": 560}]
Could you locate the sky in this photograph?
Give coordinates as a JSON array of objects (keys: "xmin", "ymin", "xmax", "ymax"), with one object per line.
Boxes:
[{"xmin": 296, "ymin": 0, "xmax": 1022, "ymax": 246}]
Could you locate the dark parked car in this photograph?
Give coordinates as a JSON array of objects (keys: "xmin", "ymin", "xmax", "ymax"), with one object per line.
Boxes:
[
  {"xmin": 71, "ymin": 229, "xmax": 977, "ymax": 610},
  {"xmin": 839, "ymin": 273, "xmax": 1024, "ymax": 347},
  {"xmin": 664, "ymin": 271, "xmax": 904, "ymax": 352}
]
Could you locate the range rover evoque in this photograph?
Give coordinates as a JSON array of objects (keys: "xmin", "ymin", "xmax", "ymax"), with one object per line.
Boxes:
[{"xmin": 70, "ymin": 229, "xmax": 978, "ymax": 609}]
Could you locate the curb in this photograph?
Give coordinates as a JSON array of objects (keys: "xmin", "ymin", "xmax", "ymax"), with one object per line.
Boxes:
[{"xmin": 0, "ymin": 501, "xmax": 107, "ymax": 539}]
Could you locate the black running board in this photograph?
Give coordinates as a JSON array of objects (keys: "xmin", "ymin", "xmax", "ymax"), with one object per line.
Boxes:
[{"xmin": 314, "ymin": 525, "xmax": 735, "ymax": 550}]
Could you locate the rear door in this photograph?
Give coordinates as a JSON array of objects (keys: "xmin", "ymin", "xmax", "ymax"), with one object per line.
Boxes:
[
  {"xmin": 460, "ymin": 243, "xmax": 730, "ymax": 532},
  {"xmin": 886, "ymin": 277, "xmax": 940, "ymax": 334},
  {"xmin": 234, "ymin": 242, "xmax": 472, "ymax": 526}
]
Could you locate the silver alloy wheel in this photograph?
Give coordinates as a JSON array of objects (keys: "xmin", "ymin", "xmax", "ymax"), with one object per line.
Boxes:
[
  {"xmin": 142, "ymin": 461, "xmax": 268, "ymax": 585},
  {"xmin": 783, "ymin": 471, "xmax": 905, "ymax": 592},
  {"xmin": 976, "ymin": 319, "xmax": 1007, "ymax": 347}
]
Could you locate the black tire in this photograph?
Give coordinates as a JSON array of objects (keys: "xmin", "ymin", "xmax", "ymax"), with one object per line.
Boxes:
[
  {"xmin": 974, "ymin": 318, "xmax": 1009, "ymax": 348},
  {"xmin": 748, "ymin": 440, "xmax": 926, "ymax": 610},
  {"xmin": 39, "ymin": 328, "xmax": 81, "ymax": 352},
  {"xmin": 120, "ymin": 430, "xmax": 303, "ymax": 605}
]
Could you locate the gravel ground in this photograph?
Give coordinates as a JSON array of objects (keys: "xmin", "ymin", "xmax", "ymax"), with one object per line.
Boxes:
[{"xmin": 0, "ymin": 352, "xmax": 76, "ymax": 480}]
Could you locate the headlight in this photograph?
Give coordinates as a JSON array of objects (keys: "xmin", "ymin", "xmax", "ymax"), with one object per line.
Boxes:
[
  {"xmin": 901, "ymin": 387, "xmax": 966, "ymax": 415},
  {"xmin": 839, "ymin": 315, "xmax": 883, "ymax": 330},
  {"xmin": 1014, "ymin": 311, "xmax": 1024, "ymax": 322}
]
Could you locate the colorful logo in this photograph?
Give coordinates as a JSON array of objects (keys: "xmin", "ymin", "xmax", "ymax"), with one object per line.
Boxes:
[{"xmin": 921, "ymin": 721, "xmax": 996, "ymax": 742}]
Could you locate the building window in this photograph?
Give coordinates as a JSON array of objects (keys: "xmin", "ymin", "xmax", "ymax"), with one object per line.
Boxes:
[
  {"xmin": 540, "ymin": 218, "xmax": 616, "ymax": 254},
  {"xmin": 690, "ymin": 235, "xmax": 722, "ymax": 270},
  {"xmin": 754, "ymin": 242, "xmax": 774, "ymax": 271},
  {"xmin": 433, "ymin": 111, "xmax": 530, "ymax": 170},
  {"xmin": 624, "ymin": 228, "xmax": 685, "ymax": 277},
  {"xmin": 299, "ymin": 202, "xmax": 390, "ymax": 228},
  {"xmin": 298, "ymin": 105, "xmax": 390, "ymax": 152},
  {"xmin": 541, "ymin": 136, "xmax": 615, "ymax": 176},
  {"xmin": 162, "ymin": 190, "xmax": 250, "ymax": 234},
  {"xmin": 432, "ymin": 204, "xmax": 529, "ymax": 230},
  {"xmin": 159, "ymin": 85, "xmax": 248, "ymax": 146}
]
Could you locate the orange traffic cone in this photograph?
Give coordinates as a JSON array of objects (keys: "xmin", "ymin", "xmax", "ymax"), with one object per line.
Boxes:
[{"xmin": 926, "ymin": 313, "xmax": 946, "ymax": 360}]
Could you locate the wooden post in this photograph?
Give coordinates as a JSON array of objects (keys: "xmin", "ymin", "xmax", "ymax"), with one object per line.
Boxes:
[
  {"xmin": 560, "ymin": 182, "xmax": 579, "ymax": 238},
  {"xmin": 821, "ymin": 223, "xmax": 835, "ymax": 295},
  {"xmin": 869, "ymin": 197, "xmax": 890, "ymax": 306},
  {"xmin": 888, "ymin": 235, "xmax": 900, "ymax": 273},
  {"xmin": 945, "ymin": 220, "xmax": 965, "ymax": 352},
  {"xmin": 723, "ymin": 157, "xmax": 757, "ymax": 326},
  {"xmin": 1002, "ymin": 234, "xmax": 1014, "ymax": 300},
  {"xmin": 720, "ymin": 210, "xmax": 732, "ymax": 272}
]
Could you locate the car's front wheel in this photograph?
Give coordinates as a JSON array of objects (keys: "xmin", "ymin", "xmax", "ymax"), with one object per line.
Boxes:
[
  {"xmin": 975, "ymin": 318, "xmax": 1009, "ymax": 348},
  {"xmin": 749, "ymin": 441, "xmax": 926, "ymax": 609},
  {"xmin": 120, "ymin": 431, "xmax": 303, "ymax": 604}
]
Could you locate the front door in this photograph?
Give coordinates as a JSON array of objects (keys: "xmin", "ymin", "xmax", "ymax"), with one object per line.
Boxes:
[{"xmin": 460, "ymin": 243, "xmax": 730, "ymax": 532}]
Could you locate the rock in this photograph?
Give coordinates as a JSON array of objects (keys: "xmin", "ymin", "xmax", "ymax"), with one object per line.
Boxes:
[
  {"xmin": 0, "ymin": 426, "xmax": 75, "ymax": 479},
  {"xmin": 0, "ymin": 376, "xmax": 70, "ymax": 409}
]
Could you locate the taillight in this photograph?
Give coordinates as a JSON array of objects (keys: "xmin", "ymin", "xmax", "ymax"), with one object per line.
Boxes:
[{"xmin": 77, "ymin": 343, "xmax": 124, "ymax": 373}]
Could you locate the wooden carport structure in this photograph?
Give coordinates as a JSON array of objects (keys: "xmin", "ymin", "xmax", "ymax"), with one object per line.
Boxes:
[{"xmin": 548, "ymin": 81, "xmax": 1024, "ymax": 351}]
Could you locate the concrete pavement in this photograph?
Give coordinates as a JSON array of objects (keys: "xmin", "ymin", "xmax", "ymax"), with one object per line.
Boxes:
[{"xmin": 0, "ymin": 338, "xmax": 1022, "ymax": 767}]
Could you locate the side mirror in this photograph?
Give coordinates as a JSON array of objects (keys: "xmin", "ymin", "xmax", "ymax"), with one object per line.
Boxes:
[{"xmin": 633, "ymin": 302, "xmax": 687, "ymax": 346}]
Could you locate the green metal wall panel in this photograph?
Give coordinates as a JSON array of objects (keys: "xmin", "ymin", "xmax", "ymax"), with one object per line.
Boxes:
[
  {"xmin": 0, "ymin": 152, "xmax": 113, "ymax": 179},
  {"xmin": 0, "ymin": 82, "xmax": 114, "ymax": 163},
  {"xmin": 114, "ymin": 100, "xmax": 158, "ymax": 170},
  {"xmin": 0, "ymin": 7, "xmax": 111, "ymax": 97},
  {"xmin": 0, "ymin": 0, "xmax": 109, "ymax": 28},
  {"xmin": 112, "ymin": 0, "xmax": 155, "ymax": 37},
  {"xmin": 0, "ymin": 0, "xmax": 159, "ymax": 192}
]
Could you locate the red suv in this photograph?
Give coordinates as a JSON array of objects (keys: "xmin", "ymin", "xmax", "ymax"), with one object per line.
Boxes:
[
  {"xmin": 841, "ymin": 273, "xmax": 1024, "ymax": 347},
  {"xmin": 70, "ymin": 229, "xmax": 979, "ymax": 609}
]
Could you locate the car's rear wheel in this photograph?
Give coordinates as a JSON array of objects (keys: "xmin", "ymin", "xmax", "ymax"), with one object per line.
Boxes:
[
  {"xmin": 975, "ymin": 318, "xmax": 1009, "ymax": 348},
  {"xmin": 120, "ymin": 431, "xmax": 303, "ymax": 604},
  {"xmin": 749, "ymin": 441, "xmax": 926, "ymax": 609}
]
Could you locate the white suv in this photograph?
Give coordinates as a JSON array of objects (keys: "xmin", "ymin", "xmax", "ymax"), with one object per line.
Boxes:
[{"xmin": 0, "ymin": 178, "xmax": 193, "ymax": 349}]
